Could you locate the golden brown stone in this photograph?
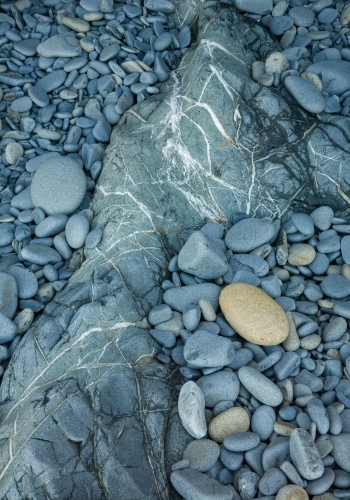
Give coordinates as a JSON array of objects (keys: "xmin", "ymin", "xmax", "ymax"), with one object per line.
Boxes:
[
  {"xmin": 276, "ymin": 485, "xmax": 309, "ymax": 500},
  {"xmin": 287, "ymin": 244, "xmax": 316, "ymax": 266},
  {"xmin": 208, "ymin": 407, "xmax": 250, "ymax": 443},
  {"xmin": 219, "ymin": 283, "xmax": 289, "ymax": 346}
]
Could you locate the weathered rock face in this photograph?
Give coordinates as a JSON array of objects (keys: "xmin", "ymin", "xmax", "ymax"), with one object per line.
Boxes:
[{"xmin": 0, "ymin": 1, "xmax": 350, "ymax": 498}]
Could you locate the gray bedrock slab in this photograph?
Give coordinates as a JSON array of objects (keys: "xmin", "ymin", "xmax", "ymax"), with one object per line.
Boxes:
[{"xmin": 1, "ymin": 1, "xmax": 350, "ymax": 499}]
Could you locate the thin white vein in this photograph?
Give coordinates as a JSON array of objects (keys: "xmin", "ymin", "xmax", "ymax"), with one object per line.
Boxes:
[
  {"xmin": 200, "ymin": 39, "xmax": 246, "ymax": 66},
  {"xmin": 317, "ymin": 172, "xmax": 350, "ymax": 205}
]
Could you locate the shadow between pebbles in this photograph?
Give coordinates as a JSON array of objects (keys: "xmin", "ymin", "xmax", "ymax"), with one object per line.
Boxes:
[{"xmin": 0, "ymin": 0, "xmax": 350, "ymax": 498}]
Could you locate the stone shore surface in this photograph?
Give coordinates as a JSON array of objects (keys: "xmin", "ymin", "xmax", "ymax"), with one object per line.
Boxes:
[{"xmin": 0, "ymin": 1, "xmax": 350, "ymax": 499}]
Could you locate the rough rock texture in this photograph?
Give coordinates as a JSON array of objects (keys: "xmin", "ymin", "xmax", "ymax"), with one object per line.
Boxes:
[{"xmin": 0, "ymin": 1, "xmax": 350, "ymax": 499}]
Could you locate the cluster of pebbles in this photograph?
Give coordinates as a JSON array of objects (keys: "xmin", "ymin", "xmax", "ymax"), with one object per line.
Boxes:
[
  {"xmin": 148, "ymin": 207, "xmax": 350, "ymax": 500},
  {"xmin": 235, "ymin": 0, "xmax": 350, "ymax": 115},
  {"xmin": 0, "ymin": 0, "xmax": 190, "ymax": 380}
]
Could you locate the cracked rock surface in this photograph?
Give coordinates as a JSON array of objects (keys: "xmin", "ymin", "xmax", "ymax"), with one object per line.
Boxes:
[{"xmin": 0, "ymin": 1, "xmax": 350, "ymax": 498}]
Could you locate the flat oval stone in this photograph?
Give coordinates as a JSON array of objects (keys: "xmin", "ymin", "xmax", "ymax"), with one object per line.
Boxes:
[
  {"xmin": 178, "ymin": 381, "xmax": 207, "ymax": 439},
  {"xmin": 0, "ymin": 312, "xmax": 17, "ymax": 343},
  {"xmin": 258, "ymin": 468, "xmax": 288, "ymax": 496},
  {"xmin": 183, "ymin": 330, "xmax": 235, "ymax": 368},
  {"xmin": 182, "ymin": 439, "xmax": 220, "ymax": 472},
  {"xmin": 35, "ymin": 214, "xmax": 68, "ymax": 238},
  {"xmin": 284, "ymin": 76, "xmax": 325, "ymax": 113},
  {"xmin": 163, "ymin": 283, "xmax": 221, "ymax": 313},
  {"xmin": 289, "ymin": 6, "xmax": 315, "ymax": 27},
  {"xmin": 287, "ymin": 243, "xmax": 316, "ymax": 266},
  {"xmin": 21, "ymin": 244, "xmax": 62, "ymax": 266},
  {"xmin": 170, "ymin": 468, "xmax": 235, "ymax": 500},
  {"xmin": 290, "ymin": 428, "xmax": 324, "ymax": 480},
  {"xmin": 238, "ymin": 366, "xmax": 283, "ymax": 406},
  {"xmin": 251, "ymin": 405, "xmax": 276, "ymax": 440},
  {"xmin": 37, "ymin": 33, "xmax": 82, "ymax": 58},
  {"xmin": 219, "ymin": 284, "xmax": 289, "ymax": 346},
  {"xmin": 65, "ymin": 214, "xmax": 89, "ymax": 249},
  {"xmin": 341, "ymin": 235, "xmax": 350, "ymax": 264},
  {"xmin": 320, "ymin": 275, "xmax": 350, "ymax": 299},
  {"xmin": 225, "ymin": 218, "xmax": 274, "ymax": 252},
  {"xmin": 310, "ymin": 206, "xmax": 334, "ymax": 230},
  {"xmin": 209, "ymin": 407, "xmax": 250, "ymax": 443},
  {"xmin": 13, "ymin": 307, "xmax": 34, "ymax": 335},
  {"xmin": 270, "ymin": 16, "xmax": 295, "ymax": 36},
  {"xmin": 224, "ymin": 432, "xmax": 260, "ymax": 452},
  {"xmin": 235, "ymin": 0, "xmax": 273, "ymax": 15},
  {"xmin": 7, "ymin": 264, "xmax": 38, "ymax": 300},
  {"xmin": 31, "ymin": 156, "xmax": 86, "ymax": 215},
  {"xmin": 144, "ymin": 0, "xmax": 175, "ymax": 13},
  {"xmin": 0, "ymin": 272, "xmax": 18, "ymax": 319},
  {"xmin": 196, "ymin": 371, "xmax": 240, "ymax": 407},
  {"xmin": 330, "ymin": 433, "xmax": 350, "ymax": 472},
  {"xmin": 85, "ymin": 227, "xmax": 103, "ymax": 249}
]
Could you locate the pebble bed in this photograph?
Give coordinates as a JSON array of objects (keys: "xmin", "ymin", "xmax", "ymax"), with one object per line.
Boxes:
[
  {"xmin": 236, "ymin": 0, "xmax": 350, "ymax": 115},
  {"xmin": 148, "ymin": 208, "xmax": 350, "ymax": 500},
  {"xmin": 0, "ymin": 0, "xmax": 190, "ymax": 380}
]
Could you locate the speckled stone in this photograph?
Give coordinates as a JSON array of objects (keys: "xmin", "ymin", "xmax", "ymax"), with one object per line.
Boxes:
[
  {"xmin": 276, "ymin": 484, "xmax": 309, "ymax": 500},
  {"xmin": 209, "ymin": 407, "xmax": 250, "ymax": 443},
  {"xmin": 287, "ymin": 244, "xmax": 317, "ymax": 266},
  {"xmin": 219, "ymin": 283, "xmax": 289, "ymax": 345}
]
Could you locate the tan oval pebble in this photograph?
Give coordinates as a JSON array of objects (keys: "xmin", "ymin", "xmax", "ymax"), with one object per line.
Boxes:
[
  {"xmin": 199, "ymin": 298, "xmax": 216, "ymax": 322},
  {"xmin": 318, "ymin": 299, "xmax": 334, "ymax": 309},
  {"xmin": 219, "ymin": 283, "xmax": 289, "ymax": 346},
  {"xmin": 61, "ymin": 16, "xmax": 90, "ymax": 33},
  {"xmin": 288, "ymin": 244, "xmax": 316, "ymax": 266},
  {"xmin": 313, "ymin": 494, "xmax": 334, "ymax": 500},
  {"xmin": 276, "ymin": 484, "xmax": 309, "ymax": 500},
  {"xmin": 274, "ymin": 421, "xmax": 296, "ymax": 436},
  {"xmin": 300, "ymin": 334, "xmax": 321, "ymax": 350},
  {"xmin": 208, "ymin": 407, "xmax": 250, "ymax": 443},
  {"xmin": 265, "ymin": 52, "xmax": 290, "ymax": 74},
  {"xmin": 327, "ymin": 265, "xmax": 342, "ymax": 275}
]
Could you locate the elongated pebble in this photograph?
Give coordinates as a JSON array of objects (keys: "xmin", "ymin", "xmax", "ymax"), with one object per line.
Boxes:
[
  {"xmin": 238, "ymin": 366, "xmax": 284, "ymax": 406},
  {"xmin": 178, "ymin": 381, "xmax": 207, "ymax": 439},
  {"xmin": 209, "ymin": 407, "xmax": 250, "ymax": 443},
  {"xmin": 289, "ymin": 428, "xmax": 324, "ymax": 480},
  {"xmin": 170, "ymin": 468, "xmax": 234, "ymax": 500}
]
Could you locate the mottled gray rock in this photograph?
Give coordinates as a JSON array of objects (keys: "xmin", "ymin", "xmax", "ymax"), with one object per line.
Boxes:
[
  {"xmin": 1, "ymin": 1, "xmax": 350, "ymax": 499},
  {"xmin": 290, "ymin": 428, "xmax": 324, "ymax": 480}
]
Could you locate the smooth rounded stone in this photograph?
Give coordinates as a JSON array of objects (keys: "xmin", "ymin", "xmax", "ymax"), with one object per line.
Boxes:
[
  {"xmin": 252, "ymin": 61, "xmax": 266, "ymax": 82},
  {"xmin": 235, "ymin": 0, "xmax": 272, "ymax": 14},
  {"xmin": 5, "ymin": 142, "xmax": 23, "ymax": 165},
  {"xmin": 85, "ymin": 227, "xmax": 102, "ymax": 250},
  {"xmin": 14, "ymin": 38, "xmax": 40, "ymax": 57},
  {"xmin": 259, "ymin": 468, "xmax": 288, "ymax": 496},
  {"xmin": 196, "ymin": 371, "xmax": 240, "ymax": 407},
  {"xmin": 36, "ymin": 69, "xmax": 67, "ymax": 93},
  {"xmin": 341, "ymin": 235, "xmax": 350, "ymax": 264},
  {"xmin": 289, "ymin": 7, "xmax": 315, "ymax": 27},
  {"xmin": 225, "ymin": 218, "xmax": 274, "ymax": 252},
  {"xmin": 145, "ymin": 0, "xmax": 175, "ymax": 13},
  {"xmin": 306, "ymin": 467, "xmax": 335, "ymax": 495},
  {"xmin": 234, "ymin": 468, "xmax": 260, "ymax": 500},
  {"xmin": 220, "ymin": 284, "xmax": 288, "ymax": 346},
  {"xmin": 280, "ymin": 461, "xmax": 304, "ymax": 487},
  {"xmin": 178, "ymin": 231, "xmax": 228, "ymax": 280},
  {"xmin": 163, "ymin": 283, "xmax": 220, "ymax": 313},
  {"xmin": 0, "ymin": 312, "xmax": 17, "ymax": 344},
  {"xmin": 323, "ymin": 317, "xmax": 347, "ymax": 342},
  {"xmin": 37, "ymin": 34, "xmax": 82, "ymax": 58},
  {"xmin": 265, "ymin": 52, "xmax": 289, "ymax": 74},
  {"xmin": 199, "ymin": 299, "xmax": 216, "ymax": 322},
  {"xmin": 308, "ymin": 252, "xmax": 329, "ymax": 275},
  {"xmin": 0, "ymin": 272, "xmax": 18, "ymax": 319},
  {"xmin": 219, "ymin": 446, "xmax": 244, "ymax": 472},
  {"xmin": 315, "ymin": 435, "xmax": 333, "ymax": 459},
  {"xmin": 320, "ymin": 275, "xmax": 350, "ymax": 299},
  {"xmin": 26, "ymin": 152, "xmax": 61, "ymax": 173},
  {"xmin": 270, "ymin": 16, "xmax": 295, "ymax": 36},
  {"xmin": 334, "ymin": 469, "xmax": 350, "ymax": 489},
  {"xmin": 223, "ymin": 432, "xmax": 260, "ymax": 452},
  {"xmin": 226, "ymin": 348, "xmax": 253, "ymax": 370},
  {"xmin": 65, "ymin": 214, "xmax": 89, "ymax": 249},
  {"xmin": 262, "ymin": 437, "xmax": 291, "ymax": 470},
  {"xmin": 300, "ymin": 72, "xmax": 322, "ymax": 92},
  {"xmin": 31, "ymin": 156, "xmax": 86, "ymax": 216},
  {"xmin": 183, "ymin": 303, "xmax": 201, "ymax": 331},
  {"xmin": 229, "ymin": 254, "xmax": 269, "ymax": 277},
  {"xmin": 209, "ymin": 407, "xmax": 250, "ymax": 444},
  {"xmin": 284, "ymin": 75, "xmax": 325, "ymax": 113},
  {"xmin": 290, "ymin": 428, "xmax": 324, "ymax": 480},
  {"xmin": 21, "ymin": 244, "xmax": 62, "ymax": 266},
  {"xmin": 7, "ymin": 264, "xmax": 38, "ymax": 300},
  {"xmin": 35, "ymin": 214, "xmax": 68, "ymax": 238},
  {"xmin": 310, "ymin": 206, "xmax": 334, "ymax": 230},
  {"xmin": 333, "ymin": 302, "xmax": 350, "ymax": 319},
  {"xmin": 148, "ymin": 304, "xmax": 172, "ymax": 326},
  {"xmin": 238, "ymin": 366, "xmax": 283, "ymax": 406},
  {"xmin": 288, "ymin": 243, "xmax": 316, "ymax": 266},
  {"xmin": 276, "ymin": 485, "xmax": 308, "ymax": 500},
  {"xmin": 251, "ymin": 405, "xmax": 276, "ymax": 440},
  {"xmin": 154, "ymin": 311, "xmax": 184, "ymax": 335},
  {"xmin": 10, "ymin": 96, "xmax": 32, "ymax": 113},
  {"xmin": 170, "ymin": 468, "xmax": 234, "ymax": 500},
  {"xmin": 291, "ymin": 213, "xmax": 314, "ymax": 236},
  {"xmin": 306, "ymin": 399, "xmax": 329, "ymax": 435},
  {"xmin": 274, "ymin": 352, "xmax": 300, "ymax": 380},
  {"xmin": 43, "ymin": 265, "xmax": 59, "ymax": 283},
  {"xmin": 0, "ymin": 223, "xmax": 15, "ymax": 246},
  {"xmin": 61, "ymin": 16, "xmax": 90, "ymax": 33},
  {"xmin": 318, "ymin": 7, "xmax": 338, "ymax": 23},
  {"xmin": 13, "ymin": 307, "xmax": 34, "ymax": 335},
  {"xmin": 307, "ymin": 61, "xmax": 350, "ymax": 95},
  {"xmin": 183, "ymin": 331, "xmax": 235, "ymax": 368},
  {"xmin": 183, "ymin": 439, "xmax": 220, "ymax": 472},
  {"xmin": 149, "ymin": 329, "xmax": 176, "ymax": 348},
  {"xmin": 244, "ymin": 442, "xmax": 266, "ymax": 477},
  {"xmin": 178, "ymin": 381, "xmax": 207, "ymax": 439},
  {"xmin": 330, "ymin": 434, "xmax": 350, "ymax": 472},
  {"xmin": 154, "ymin": 32, "xmax": 173, "ymax": 52}
]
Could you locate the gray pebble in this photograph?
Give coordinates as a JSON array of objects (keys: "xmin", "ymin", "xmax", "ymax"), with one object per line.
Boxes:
[
  {"xmin": 35, "ymin": 214, "xmax": 68, "ymax": 238},
  {"xmin": 7, "ymin": 264, "xmax": 38, "ymax": 300},
  {"xmin": 306, "ymin": 398, "xmax": 329, "ymax": 434},
  {"xmin": 184, "ymin": 331, "xmax": 235, "ymax": 368},
  {"xmin": 37, "ymin": 33, "xmax": 82, "ymax": 58},
  {"xmin": 145, "ymin": 0, "xmax": 175, "ymax": 14},
  {"xmin": 251, "ymin": 405, "xmax": 276, "ymax": 440},
  {"xmin": 290, "ymin": 428, "xmax": 324, "ymax": 480},
  {"xmin": 224, "ymin": 432, "xmax": 260, "ymax": 452},
  {"xmin": 0, "ymin": 312, "xmax": 18, "ymax": 344},
  {"xmin": 270, "ymin": 16, "xmax": 295, "ymax": 36},
  {"xmin": 163, "ymin": 283, "xmax": 221, "ymax": 313},
  {"xmin": 284, "ymin": 76, "xmax": 325, "ymax": 113},
  {"xmin": 320, "ymin": 274, "xmax": 350, "ymax": 299},
  {"xmin": 238, "ymin": 366, "xmax": 283, "ymax": 406},
  {"xmin": 225, "ymin": 218, "xmax": 274, "ymax": 252},
  {"xmin": 148, "ymin": 304, "xmax": 173, "ymax": 326},
  {"xmin": 258, "ymin": 468, "xmax": 288, "ymax": 496},
  {"xmin": 235, "ymin": 0, "xmax": 273, "ymax": 15},
  {"xmin": 262, "ymin": 436, "xmax": 291, "ymax": 470},
  {"xmin": 310, "ymin": 206, "xmax": 334, "ymax": 230},
  {"xmin": 170, "ymin": 468, "xmax": 234, "ymax": 500},
  {"xmin": 65, "ymin": 214, "xmax": 89, "ymax": 249},
  {"xmin": 149, "ymin": 329, "xmax": 176, "ymax": 348},
  {"xmin": 197, "ymin": 370, "xmax": 240, "ymax": 407},
  {"xmin": 330, "ymin": 434, "xmax": 350, "ymax": 472},
  {"xmin": 183, "ymin": 439, "xmax": 220, "ymax": 472},
  {"xmin": 0, "ymin": 272, "xmax": 18, "ymax": 319},
  {"xmin": 21, "ymin": 244, "xmax": 62, "ymax": 266}
]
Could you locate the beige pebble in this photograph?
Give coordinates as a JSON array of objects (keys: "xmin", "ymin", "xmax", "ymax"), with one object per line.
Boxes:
[
  {"xmin": 342, "ymin": 263, "xmax": 350, "ymax": 280},
  {"xmin": 341, "ymin": 3, "xmax": 350, "ymax": 24},
  {"xmin": 275, "ymin": 484, "xmax": 309, "ymax": 500},
  {"xmin": 83, "ymin": 12, "xmax": 104, "ymax": 21},
  {"xmin": 199, "ymin": 298, "xmax": 216, "ymax": 322},
  {"xmin": 13, "ymin": 308, "xmax": 34, "ymax": 335},
  {"xmin": 80, "ymin": 37, "xmax": 94, "ymax": 52},
  {"xmin": 271, "ymin": 267, "xmax": 290, "ymax": 282},
  {"xmin": 288, "ymin": 244, "xmax": 316, "ymax": 266},
  {"xmin": 5, "ymin": 142, "xmax": 23, "ymax": 164},
  {"xmin": 327, "ymin": 265, "xmax": 342, "ymax": 275},
  {"xmin": 274, "ymin": 421, "xmax": 296, "ymax": 437},
  {"xmin": 265, "ymin": 52, "xmax": 289, "ymax": 75},
  {"xmin": 37, "ymin": 129, "xmax": 62, "ymax": 141},
  {"xmin": 208, "ymin": 407, "xmax": 250, "ymax": 443},
  {"xmin": 61, "ymin": 16, "xmax": 90, "ymax": 33},
  {"xmin": 219, "ymin": 283, "xmax": 289, "ymax": 346},
  {"xmin": 121, "ymin": 60, "xmax": 144, "ymax": 73},
  {"xmin": 318, "ymin": 299, "xmax": 334, "ymax": 309},
  {"xmin": 326, "ymin": 349, "xmax": 341, "ymax": 360},
  {"xmin": 300, "ymin": 334, "xmax": 321, "ymax": 350},
  {"xmin": 282, "ymin": 311, "xmax": 300, "ymax": 352},
  {"xmin": 300, "ymin": 72, "xmax": 322, "ymax": 92}
]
